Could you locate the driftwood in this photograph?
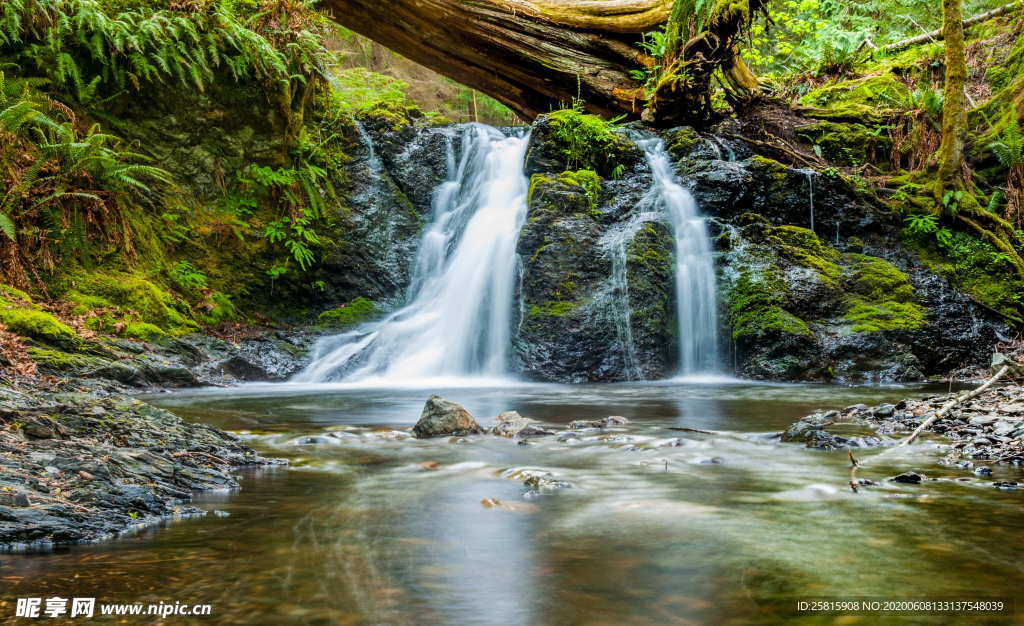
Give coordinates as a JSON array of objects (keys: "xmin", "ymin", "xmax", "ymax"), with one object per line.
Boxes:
[
  {"xmin": 848, "ymin": 356, "xmax": 1016, "ymax": 492},
  {"xmin": 883, "ymin": 2, "xmax": 1022, "ymax": 54}
]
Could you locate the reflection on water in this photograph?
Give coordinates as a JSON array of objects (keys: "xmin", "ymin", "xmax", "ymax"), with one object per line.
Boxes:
[{"xmin": 2, "ymin": 381, "xmax": 1022, "ymax": 625}]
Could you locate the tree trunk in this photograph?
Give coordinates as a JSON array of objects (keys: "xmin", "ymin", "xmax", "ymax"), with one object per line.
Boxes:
[
  {"xmin": 937, "ymin": 0, "xmax": 968, "ymax": 185},
  {"xmin": 319, "ymin": 0, "xmax": 762, "ymax": 124}
]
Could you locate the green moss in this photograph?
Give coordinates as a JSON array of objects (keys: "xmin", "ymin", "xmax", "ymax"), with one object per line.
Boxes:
[
  {"xmin": 798, "ymin": 74, "xmax": 911, "ymax": 121},
  {"xmin": 766, "ymin": 225, "xmax": 841, "ymax": 287},
  {"xmin": 844, "ymin": 300, "xmax": 926, "ymax": 332},
  {"xmin": 666, "ymin": 127, "xmax": 701, "ymax": 158},
  {"xmin": 527, "ymin": 300, "xmax": 578, "ymax": 318},
  {"xmin": 842, "ymin": 254, "xmax": 925, "ymax": 332},
  {"xmin": 66, "ymin": 291, "xmax": 114, "ymax": 315},
  {"xmin": 795, "ymin": 120, "xmax": 891, "ymax": 167},
  {"xmin": 0, "ymin": 285, "xmax": 33, "ymax": 304},
  {"xmin": 69, "ymin": 273, "xmax": 196, "ymax": 334},
  {"xmin": 198, "ymin": 292, "xmax": 237, "ymax": 325},
  {"xmin": 545, "ymin": 108, "xmax": 631, "ymax": 177},
  {"xmin": 556, "ymin": 170, "xmax": 602, "ymax": 213},
  {"xmin": 123, "ymin": 322, "xmax": 166, "ymax": 340},
  {"xmin": 317, "ymin": 297, "xmax": 379, "ymax": 330},
  {"xmin": 27, "ymin": 348, "xmax": 99, "ymax": 372},
  {"xmin": 727, "ymin": 270, "xmax": 811, "ymax": 340},
  {"xmin": 0, "ymin": 307, "xmax": 76, "ymax": 342}
]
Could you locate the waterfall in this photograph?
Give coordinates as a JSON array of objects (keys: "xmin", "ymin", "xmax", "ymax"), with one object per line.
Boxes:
[
  {"xmin": 295, "ymin": 124, "xmax": 530, "ymax": 383},
  {"xmin": 798, "ymin": 169, "xmax": 816, "ymax": 233},
  {"xmin": 599, "ymin": 211, "xmax": 661, "ymax": 381},
  {"xmin": 638, "ymin": 139, "xmax": 720, "ymax": 375}
]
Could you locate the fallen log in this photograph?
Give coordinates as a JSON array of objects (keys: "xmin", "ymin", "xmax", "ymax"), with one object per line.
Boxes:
[{"xmin": 883, "ymin": 2, "xmax": 1022, "ymax": 54}]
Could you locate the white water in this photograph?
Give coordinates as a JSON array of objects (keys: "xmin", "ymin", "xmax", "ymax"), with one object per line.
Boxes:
[
  {"xmin": 638, "ymin": 139, "xmax": 720, "ymax": 375},
  {"xmin": 599, "ymin": 210, "xmax": 662, "ymax": 381},
  {"xmin": 295, "ymin": 124, "xmax": 530, "ymax": 383}
]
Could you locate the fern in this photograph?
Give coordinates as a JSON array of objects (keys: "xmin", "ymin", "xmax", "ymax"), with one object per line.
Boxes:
[{"xmin": 989, "ymin": 120, "xmax": 1024, "ymax": 169}]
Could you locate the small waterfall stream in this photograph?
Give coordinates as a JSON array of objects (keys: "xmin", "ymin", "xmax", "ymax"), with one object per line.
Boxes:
[
  {"xmin": 296, "ymin": 124, "xmax": 530, "ymax": 383},
  {"xmin": 638, "ymin": 139, "xmax": 720, "ymax": 376}
]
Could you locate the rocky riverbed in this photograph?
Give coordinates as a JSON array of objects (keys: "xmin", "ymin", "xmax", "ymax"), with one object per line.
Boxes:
[
  {"xmin": 0, "ymin": 386, "xmax": 282, "ymax": 549},
  {"xmin": 781, "ymin": 366, "xmax": 1024, "ymax": 488},
  {"xmin": 0, "ymin": 325, "xmax": 310, "ymax": 550}
]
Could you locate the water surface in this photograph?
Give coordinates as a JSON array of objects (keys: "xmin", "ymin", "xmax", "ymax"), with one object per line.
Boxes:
[{"xmin": 2, "ymin": 381, "xmax": 1022, "ymax": 625}]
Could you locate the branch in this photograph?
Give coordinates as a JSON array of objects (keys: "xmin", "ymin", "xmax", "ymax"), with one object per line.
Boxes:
[
  {"xmin": 847, "ymin": 357, "xmax": 1015, "ymax": 492},
  {"xmin": 898, "ymin": 364, "xmax": 1009, "ymax": 447},
  {"xmin": 883, "ymin": 2, "xmax": 1022, "ymax": 54}
]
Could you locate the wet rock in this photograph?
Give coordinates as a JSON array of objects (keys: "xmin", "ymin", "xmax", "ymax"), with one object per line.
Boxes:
[
  {"xmin": 873, "ymin": 404, "xmax": 895, "ymax": 418},
  {"xmin": 0, "ymin": 493, "xmax": 30, "ymax": 507},
  {"xmin": 491, "ymin": 411, "xmax": 554, "ymax": 439},
  {"xmin": 993, "ymin": 481, "xmax": 1018, "ymax": 490},
  {"xmin": 412, "ymin": 395, "xmax": 484, "ymax": 439},
  {"xmin": 568, "ymin": 416, "xmax": 630, "ymax": 430},
  {"xmin": 699, "ymin": 457, "xmax": 724, "ymax": 464},
  {"xmin": 974, "ymin": 466, "xmax": 993, "ymax": 476},
  {"xmin": 891, "ymin": 472, "xmax": 925, "ymax": 484}
]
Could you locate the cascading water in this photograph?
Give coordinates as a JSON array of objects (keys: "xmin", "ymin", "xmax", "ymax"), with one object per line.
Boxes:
[
  {"xmin": 638, "ymin": 138, "xmax": 720, "ymax": 375},
  {"xmin": 599, "ymin": 210, "xmax": 662, "ymax": 381},
  {"xmin": 295, "ymin": 124, "xmax": 530, "ymax": 383}
]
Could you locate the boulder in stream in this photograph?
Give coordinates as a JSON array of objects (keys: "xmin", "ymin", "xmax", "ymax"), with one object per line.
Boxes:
[
  {"xmin": 491, "ymin": 411, "xmax": 554, "ymax": 439},
  {"xmin": 412, "ymin": 395, "xmax": 485, "ymax": 438}
]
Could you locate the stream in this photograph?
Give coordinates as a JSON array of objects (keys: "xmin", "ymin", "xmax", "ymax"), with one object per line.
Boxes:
[{"xmin": 3, "ymin": 381, "xmax": 1022, "ymax": 624}]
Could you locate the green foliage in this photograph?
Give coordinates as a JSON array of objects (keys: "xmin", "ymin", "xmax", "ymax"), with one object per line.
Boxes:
[
  {"xmin": 167, "ymin": 261, "xmax": 208, "ymax": 293},
  {"xmin": 989, "ymin": 119, "xmax": 1024, "ymax": 169},
  {"xmin": 317, "ymin": 297, "xmax": 378, "ymax": 329},
  {"xmin": 545, "ymin": 106, "xmax": 630, "ymax": 177},
  {"xmin": 556, "ymin": 170, "xmax": 602, "ymax": 212},
  {"xmin": 745, "ymin": 0, "xmax": 1005, "ymax": 75},
  {"xmin": 0, "ymin": 0, "xmax": 328, "ymax": 102}
]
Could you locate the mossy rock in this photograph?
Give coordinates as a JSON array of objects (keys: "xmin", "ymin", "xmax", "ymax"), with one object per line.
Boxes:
[
  {"xmin": 528, "ymin": 173, "xmax": 603, "ymax": 217},
  {"xmin": 528, "ymin": 109, "xmax": 636, "ymax": 177},
  {"xmin": 317, "ymin": 297, "xmax": 379, "ymax": 330},
  {"xmin": 527, "ymin": 300, "xmax": 579, "ymax": 318},
  {"xmin": 0, "ymin": 284, "xmax": 33, "ymax": 304},
  {"xmin": 727, "ymin": 270, "xmax": 812, "ymax": 340},
  {"xmin": 69, "ymin": 273, "xmax": 197, "ymax": 334},
  {"xmin": 666, "ymin": 127, "xmax": 702, "ymax": 159},
  {"xmin": 0, "ymin": 307, "xmax": 77, "ymax": 343},
  {"xmin": 795, "ymin": 120, "xmax": 891, "ymax": 167},
  {"xmin": 799, "ymin": 74, "xmax": 911, "ymax": 121},
  {"xmin": 842, "ymin": 254, "xmax": 926, "ymax": 332},
  {"xmin": 766, "ymin": 225, "xmax": 842, "ymax": 287}
]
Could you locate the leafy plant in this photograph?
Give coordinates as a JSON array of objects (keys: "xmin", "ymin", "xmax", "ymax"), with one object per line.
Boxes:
[{"xmin": 903, "ymin": 212, "xmax": 938, "ymax": 234}]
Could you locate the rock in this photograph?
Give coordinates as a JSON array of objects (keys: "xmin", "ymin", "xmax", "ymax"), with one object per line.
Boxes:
[
  {"xmin": 412, "ymin": 396, "xmax": 484, "ymax": 439},
  {"xmin": 999, "ymin": 403, "xmax": 1024, "ymax": 415},
  {"xmin": 699, "ymin": 457, "xmax": 724, "ymax": 464},
  {"xmin": 0, "ymin": 492, "xmax": 30, "ymax": 507},
  {"xmin": 993, "ymin": 481, "xmax": 1019, "ymax": 490},
  {"xmin": 890, "ymin": 472, "xmax": 925, "ymax": 484},
  {"xmin": 491, "ymin": 411, "xmax": 554, "ymax": 439},
  {"xmin": 568, "ymin": 416, "xmax": 630, "ymax": 430},
  {"xmin": 974, "ymin": 466, "xmax": 993, "ymax": 476},
  {"xmin": 968, "ymin": 415, "xmax": 998, "ymax": 427},
  {"xmin": 873, "ymin": 404, "xmax": 895, "ymax": 417}
]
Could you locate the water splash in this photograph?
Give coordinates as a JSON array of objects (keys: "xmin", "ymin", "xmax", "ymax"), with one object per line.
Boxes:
[
  {"xmin": 637, "ymin": 138, "xmax": 720, "ymax": 375},
  {"xmin": 295, "ymin": 124, "xmax": 530, "ymax": 383}
]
